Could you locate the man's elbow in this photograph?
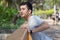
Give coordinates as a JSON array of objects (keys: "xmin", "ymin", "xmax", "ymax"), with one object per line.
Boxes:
[
  {"xmin": 46, "ymin": 23, "xmax": 50, "ymax": 29},
  {"xmin": 41, "ymin": 21, "xmax": 50, "ymax": 30},
  {"xmin": 47, "ymin": 25, "xmax": 50, "ymax": 29},
  {"xmin": 44, "ymin": 22, "xmax": 50, "ymax": 29}
]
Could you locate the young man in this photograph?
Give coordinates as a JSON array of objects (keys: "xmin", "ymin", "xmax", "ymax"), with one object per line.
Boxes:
[{"xmin": 19, "ymin": 2, "xmax": 52, "ymax": 40}]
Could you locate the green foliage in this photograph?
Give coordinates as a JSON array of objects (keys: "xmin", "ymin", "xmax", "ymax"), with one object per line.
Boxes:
[
  {"xmin": 0, "ymin": 6, "xmax": 17, "ymax": 21},
  {"xmin": 34, "ymin": 9, "xmax": 54, "ymax": 16},
  {"xmin": 0, "ymin": 6, "xmax": 24, "ymax": 29}
]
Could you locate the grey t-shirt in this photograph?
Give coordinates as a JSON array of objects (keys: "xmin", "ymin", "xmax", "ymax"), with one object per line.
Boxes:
[{"xmin": 28, "ymin": 15, "xmax": 52, "ymax": 40}]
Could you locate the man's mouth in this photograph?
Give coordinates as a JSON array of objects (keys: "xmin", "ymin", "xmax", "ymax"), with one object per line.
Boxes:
[{"xmin": 20, "ymin": 13, "xmax": 23, "ymax": 16}]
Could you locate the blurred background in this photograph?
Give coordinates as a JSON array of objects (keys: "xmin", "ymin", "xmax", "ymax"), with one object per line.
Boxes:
[
  {"xmin": 0, "ymin": 0, "xmax": 60, "ymax": 32},
  {"xmin": 0, "ymin": 0, "xmax": 60, "ymax": 40}
]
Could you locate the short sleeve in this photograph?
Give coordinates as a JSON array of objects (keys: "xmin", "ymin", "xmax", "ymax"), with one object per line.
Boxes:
[
  {"xmin": 35, "ymin": 16, "xmax": 43, "ymax": 25},
  {"xmin": 28, "ymin": 16, "xmax": 43, "ymax": 30}
]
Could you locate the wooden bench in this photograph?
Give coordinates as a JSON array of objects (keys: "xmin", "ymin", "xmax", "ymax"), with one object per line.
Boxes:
[{"xmin": 6, "ymin": 27, "xmax": 32, "ymax": 40}]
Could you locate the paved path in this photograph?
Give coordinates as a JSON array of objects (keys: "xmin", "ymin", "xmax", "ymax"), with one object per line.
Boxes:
[
  {"xmin": 44, "ymin": 19, "xmax": 60, "ymax": 40},
  {"xmin": 45, "ymin": 25, "xmax": 60, "ymax": 40}
]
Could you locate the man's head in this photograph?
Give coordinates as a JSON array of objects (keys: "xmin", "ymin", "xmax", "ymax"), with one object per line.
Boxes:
[{"xmin": 19, "ymin": 2, "xmax": 33, "ymax": 18}]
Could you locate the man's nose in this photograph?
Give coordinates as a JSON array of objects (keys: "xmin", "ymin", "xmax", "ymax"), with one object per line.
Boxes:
[{"xmin": 18, "ymin": 10, "xmax": 23, "ymax": 13}]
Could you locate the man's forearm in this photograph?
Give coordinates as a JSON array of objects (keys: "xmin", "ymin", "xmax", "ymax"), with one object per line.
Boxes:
[{"xmin": 32, "ymin": 22, "xmax": 50, "ymax": 33}]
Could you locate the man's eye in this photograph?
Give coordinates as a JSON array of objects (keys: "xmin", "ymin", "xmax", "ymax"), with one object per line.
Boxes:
[
  {"xmin": 22, "ymin": 8, "xmax": 25, "ymax": 10},
  {"xmin": 19, "ymin": 8, "xmax": 21, "ymax": 11}
]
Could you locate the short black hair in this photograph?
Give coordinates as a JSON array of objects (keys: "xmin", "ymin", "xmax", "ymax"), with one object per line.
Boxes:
[{"xmin": 19, "ymin": 2, "xmax": 33, "ymax": 13}]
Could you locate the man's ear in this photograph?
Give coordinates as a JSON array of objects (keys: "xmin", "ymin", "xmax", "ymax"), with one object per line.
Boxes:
[{"xmin": 29, "ymin": 10, "xmax": 31, "ymax": 14}]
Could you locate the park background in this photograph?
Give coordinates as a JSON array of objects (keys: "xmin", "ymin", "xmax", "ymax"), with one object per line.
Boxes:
[
  {"xmin": 0, "ymin": 0, "xmax": 59, "ymax": 32},
  {"xmin": 0, "ymin": 0, "xmax": 60, "ymax": 40}
]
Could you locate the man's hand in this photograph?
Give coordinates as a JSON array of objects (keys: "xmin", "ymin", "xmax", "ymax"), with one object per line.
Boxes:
[
  {"xmin": 20, "ymin": 23, "xmax": 30, "ymax": 33},
  {"xmin": 20, "ymin": 23, "xmax": 28, "ymax": 29}
]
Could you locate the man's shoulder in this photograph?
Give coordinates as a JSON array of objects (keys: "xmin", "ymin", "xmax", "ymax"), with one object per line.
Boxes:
[{"xmin": 30, "ymin": 15, "xmax": 39, "ymax": 18}]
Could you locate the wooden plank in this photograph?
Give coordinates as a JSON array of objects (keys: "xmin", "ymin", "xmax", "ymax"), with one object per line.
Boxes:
[{"xmin": 6, "ymin": 27, "xmax": 27, "ymax": 40}]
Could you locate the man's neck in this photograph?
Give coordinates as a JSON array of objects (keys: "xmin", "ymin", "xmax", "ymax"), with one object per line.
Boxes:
[{"xmin": 24, "ymin": 14, "xmax": 31, "ymax": 21}]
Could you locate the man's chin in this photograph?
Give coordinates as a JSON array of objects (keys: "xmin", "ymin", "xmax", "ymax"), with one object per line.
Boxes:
[{"xmin": 20, "ymin": 16, "xmax": 24, "ymax": 18}]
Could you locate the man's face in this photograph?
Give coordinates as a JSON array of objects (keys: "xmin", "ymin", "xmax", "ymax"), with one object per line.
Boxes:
[{"xmin": 19, "ymin": 5, "xmax": 30, "ymax": 18}]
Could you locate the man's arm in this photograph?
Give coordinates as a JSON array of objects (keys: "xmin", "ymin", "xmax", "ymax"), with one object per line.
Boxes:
[
  {"xmin": 20, "ymin": 21, "xmax": 28, "ymax": 29},
  {"xmin": 32, "ymin": 21, "xmax": 50, "ymax": 33}
]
